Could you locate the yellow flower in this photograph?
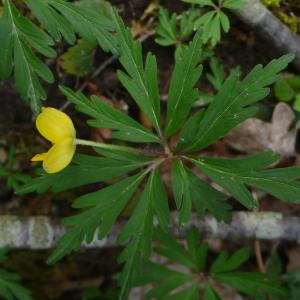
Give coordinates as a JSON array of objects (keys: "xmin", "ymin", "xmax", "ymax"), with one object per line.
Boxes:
[{"xmin": 31, "ymin": 107, "xmax": 76, "ymax": 174}]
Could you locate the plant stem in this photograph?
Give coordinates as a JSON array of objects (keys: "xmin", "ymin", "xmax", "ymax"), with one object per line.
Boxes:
[
  {"xmin": 254, "ymin": 240, "xmax": 266, "ymax": 273},
  {"xmin": 75, "ymin": 138, "xmax": 139, "ymax": 153}
]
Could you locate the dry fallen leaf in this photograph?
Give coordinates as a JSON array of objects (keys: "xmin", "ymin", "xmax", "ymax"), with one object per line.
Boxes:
[{"xmin": 225, "ymin": 103, "xmax": 299, "ymax": 157}]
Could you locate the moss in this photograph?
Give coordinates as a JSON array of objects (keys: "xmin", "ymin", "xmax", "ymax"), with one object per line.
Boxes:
[
  {"xmin": 262, "ymin": 0, "xmax": 300, "ymax": 34},
  {"xmin": 262, "ymin": 0, "xmax": 281, "ymax": 7}
]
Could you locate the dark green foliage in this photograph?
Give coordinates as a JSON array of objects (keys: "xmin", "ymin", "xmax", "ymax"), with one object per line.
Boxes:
[
  {"xmin": 0, "ymin": 0, "xmax": 55, "ymax": 113},
  {"xmin": 171, "ymin": 159, "xmax": 229, "ymax": 224},
  {"xmin": 0, "ymin": 249, "xmax": 33, "ymax": 300},
  {"xmin": 17, "ymin": 154, "xmax": 147, "ymax": 193},
  {"xmin": 0, "ymin": 0, "xmax": 115, "ymax": 113},
  {"xmin": 164, "ymin": 31, "xmax": 204, "ymax": 137},
  {"xmin": 48, "ymin": 172, "xmax": 147, "ymax": 264},
  {"xmin": 182, "ymin": 54, "xmax": 294, "ymax": 151},
  {"xmin": 190, "ymin": 151, "xmax": 300, "ymax": 208},
  {"xmin": 112, "ymin": 9, "xmax": 161, "ymax": 133},
  {"xmin": 274, "ymin": 73, "xmax": 300, "ymax": 112},
  {"xmin": 0, "ymin": 146, "xmax": 29, "ymax": 191},
  {"xmin": 13, "ymin": 3, "xmax": 300, "ymax": 299},
  {"xmin": 60, "ymin": 86, "xmax": 160, "ymax": 143},
  {"xmin": 183, "ymin": 0, "xmax": 246, "ymax": 45},
  {"xmin": 155, "ymin": 8, "xmax": 177, "ymax": 46},
  {"xmin": 137, "ymin": 227, "xmax": 286, "ymax": 299},
  {"xmin": 155, "ymin": 7, "xmax": 199, "ymax": 46}
]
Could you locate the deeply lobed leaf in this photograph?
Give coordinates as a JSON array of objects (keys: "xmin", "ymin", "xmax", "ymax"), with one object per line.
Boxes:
[
  {"xmin": 17, "ymin": 154, "xmax": 147, "ymax": 193},
  {"xmin": 60, "ymin": 86, "xmax": 160, "ymax": 143},
  {"xmin": 183, "ymin": 54, "xmax": 295, "ymax": 151}
]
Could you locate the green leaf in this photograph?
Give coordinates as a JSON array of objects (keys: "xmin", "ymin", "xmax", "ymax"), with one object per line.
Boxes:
[
  {"xmin": 184, "ymin": 54, "xmax": 294, "ymax": 151},
  {"xmin": 47, "ymin": 173, "xmax": 145, "ymax": 264},
  {"xmin": 0, "ymin": 0, "xmax": 55, "ymax": 113},
  {"xmin": 210, "ymin": 247, "xmax": 251, "ymax": 274},
  {"xmin": 154, "ymin": 228, "xmax": 196, "ymax": 270},
  {"xmin": 138, "ymin": 230, "xmax": 198, "ymax": 300},
  {"xmin": 194, "ymin": 11, "xmax": 215, "ymax": 31},
  {"xmin": 60, "ymin": 86, "xmax": 160, "ymax": 143},
  {"xmin": 0, "ymin": 269, "xmax": 33, "ymax": 300},
  {"xmin": 155, "ymin": 7, "xmax": 177, "ymax": 46},
  {"xmin": 94, "ymin": 147, "xmax": 151, "ymax": 163},
  {"xmin": 182, "ymin": 0, "xmax": 215, "ymax": 7},
  {"xmin": 294, "ymin": 94, "xmax": 300, "ymax": 112},
  {"xmin": 172, "ymin": 159, "xmax": 229, "ymax": 223},
  {"xmin": 209, "ymin": 13, "xmax": 221, "ymax": 45},
  {"xmin": 219, "ymin": 11, "xmax": 230, "ymax": 32},
  {"xmin": 206, "ymin": 57, "xmax": 226, "ymax": 91},
  {"xmin": 60, "ymin": 39, "xmax": 95, "ymax": 77},
  {"xmin": 164, "ymin": 30, "xmax": 204, "ymax": 137},
  {"xmin": 267, "ymin": 251, "xmax": 283, "ymax": 277},
  {"xmin": 136, "ymin": 228, "xmax": 201, "ymax": 299},
  {"xmin": 176, "ymin": 110, "xmax": 205, "ymax": 151},
  {"xmin": 193, "ymin": 10, "xmax": 225, "ymax": 45},
  {"xmin": 275, "ymin": 77, "xmax": 295, "ymax": 102},
  {"xmin": 171, "ymin": 160, "xmax": 192, "ymax": 224},
  {"xmin": 150, "ymin": 169, "xmax": 170, "ymax": 231},
  {"xmin": 48, "ymin": 0, "xmax": 116, "ymax": 53},
  {"xmin": 287, "ymin": 75, "xmax": 300, "ymax": 92},
  {"xmin": 0, "ymin": 249, "xmax": 9, "ymax": 262},
  {"xmin": 160, "ymin": 282, "xmax": 199, "ymax": 300},
  {"xmin": 179, "ymin": 9, "xmax": 199, "ymax": 40},
  {"xmin": 186, "ymin": 227, "xmax": 208, "ymax": 271},
  {"xmin": 136, "ymin": 261, "xmax": 187, "ymax": 284},
  {"xmin": 112, "ymin": 9, "xmax": 161, "ymax": 132},
  {"xmin": 203, "ymin": 284, "xmax": 221, "ymax": 300},
  {"xmin": 17, "ymin": 154, "xmax": 146, "ymax": 194},
  {"xmin": 23, "ymin": 0, "xmax": 76, "ymax": 44},
  {"xmin": 187, "ymin": 167, "xmax": 230, "ymax": 222},
  {"xmin": 146, "ymin": 277, "xmax": 196, "ymax": 299},
  {"xmin": 214, "ymin": 272, "xmax": 287, "ymax": 298},
  {"xmin": 117, "ymin": 175, "xmax": 154, "ymax": 299},
  {"xmin": 283, "ymin": 271, "xmax": 300, "ymax": 300},
  {"xmin": 191, "ymin": 151, "xmax": 300, "ymax": 208},
  {"xmin": 223, "ymin": 0, "xmax": 247, "ymax": 9},
  {"xmin": 137, "ymin": 261, "xmax": 196, "ymax": 300}
]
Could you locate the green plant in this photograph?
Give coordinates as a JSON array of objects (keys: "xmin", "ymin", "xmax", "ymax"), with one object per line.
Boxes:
[
  {"xmin": 0, "ymin": 146, "xmax": 29, "ymax": 192},
  {"xmin": 17, "ymin": 8, "xmax": 299, "ymax": 299},
  {"xmin": 81, "ymin": 287, "xmax": 118, "ymax": 300},
  {"xmin": 59, "ymin": 39, "xmax": 96, "ymax": 77},
  {"xmin": 155, "ymin": 0, "xmax": 246, "ymax": 47},
  {"xmin": 274, "ymin": 73, "xmax": 300, "ymax": 112},
  {"xmin": 0, "ymin": 0, "xmax": 115, "ymax": 113},
  {"xmin": 266, "ymin": 250, "xmax": 300, "ymax": 300},
  {"xmin": 0, "ymin": 1, "xmax": 298, "ymax": 300},
  {"xmin": 136, "ymin": 228, "xmax": 286, "ymax": 299},
  {"xmin": 0, "ymin": 248, "xmax": 33, "ymax": 300}
]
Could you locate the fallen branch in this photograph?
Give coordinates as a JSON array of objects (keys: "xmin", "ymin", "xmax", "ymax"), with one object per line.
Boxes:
[
  {"xmin": 234, "ymin": 0, "xmax": 300, "ymax": 71},
  {"xmin": 0, "ymin": 212, "xmax": 299, "ymax": 249}
]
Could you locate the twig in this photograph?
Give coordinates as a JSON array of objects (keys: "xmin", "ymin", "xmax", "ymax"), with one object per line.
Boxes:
[
  {"xmin": 234, "ymin": 0, "xmax": 300, "ymax": 71},
  {"xmin": 0, "ymin": 212, "xmax": 300, "ymax": 249},
  {"xmin": 254, "ymin": 240, "xmax": 266, "ymax": 273}
]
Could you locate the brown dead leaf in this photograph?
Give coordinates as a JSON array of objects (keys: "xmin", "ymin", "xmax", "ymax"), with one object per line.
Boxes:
[
  {"xmin": 131, "ymin": 0, "xmax": 159, "ymax": 38},
  {"xmin": 140, "ymin": 0, "xmax": 160, "ymax": 22},
  {"xmin": 225, "ymin": 103, "xmax": 299, "ymax": 157}
]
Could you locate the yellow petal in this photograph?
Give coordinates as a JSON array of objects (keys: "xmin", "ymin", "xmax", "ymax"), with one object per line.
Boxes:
[
  {"xmin": 36, "ymin": 107, "xmax": 75, "ymax": 143},
  {"xmin": 31, "ymin": 153, "xmax": 48, "ymax": 162},
  {"xmin": 42, "ymin": 138, "xmax": 75, "ymax": 174}
]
